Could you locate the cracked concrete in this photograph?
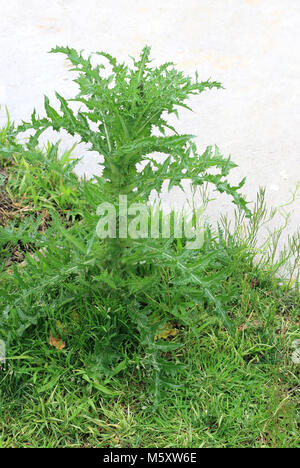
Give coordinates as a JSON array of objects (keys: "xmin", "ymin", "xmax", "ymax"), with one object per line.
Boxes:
[{"xmin": 0, "ymin": 0, "xmax": 299, "ymax": 251}]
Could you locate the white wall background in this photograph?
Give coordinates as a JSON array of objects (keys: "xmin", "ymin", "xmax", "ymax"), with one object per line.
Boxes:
[{"xmin": 0, "ymin": 0, "xmax": 299, "ymax": 245}]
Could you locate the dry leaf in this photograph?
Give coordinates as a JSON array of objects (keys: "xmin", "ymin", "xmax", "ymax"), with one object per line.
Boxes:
[
  {"xmin": 155, "ymin": 323, "xmax": 178, "ymax": 340},
  {"xmin": 49, "ymin": 333, "xmax": 66, "ymax": 350}
]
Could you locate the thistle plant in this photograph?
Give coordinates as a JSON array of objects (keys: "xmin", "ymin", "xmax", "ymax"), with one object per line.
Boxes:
[
  {"xmin": 1, "ymin": 47, "xmax": 252, "ymax": 401},
  {"xmin": 17, "ymin": 46, "xmax": 249, "ymax": 260},
  {"xmin": 12, "ymin": 46, "xmax": 251, "ymax": 321}
]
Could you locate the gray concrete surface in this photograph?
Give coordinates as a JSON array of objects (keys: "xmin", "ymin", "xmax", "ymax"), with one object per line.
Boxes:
[{"xmin": 0, "ymin": 0, "xmax": 299, "ymax": 251}]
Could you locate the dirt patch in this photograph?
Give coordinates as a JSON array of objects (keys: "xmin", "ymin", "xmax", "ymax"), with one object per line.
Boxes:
[
  {"xmin": 0, "ymin": 166, "xmax": 80, "ymax": 270},
  {"xmin": 0, "ymin": 167, "xmax": 36, "ymax": 268},
  {"xmin": 0, "ymin": 167, "xmax": 50, "ymax": 229},
  {"xmin": 0, "ymin": 168, "xmax": 16, "ymax": 226},
  {"xmin": 5, "ymin": 240, "xmax": 36, "ymax": 268},
  {"xmin": 0, "ymin": 186, "xmax": 30, "ymax": 227}
]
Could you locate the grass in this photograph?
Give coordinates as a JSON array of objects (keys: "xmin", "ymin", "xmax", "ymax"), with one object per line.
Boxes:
[
  {"xmin": 0, "ymin": 288, "xmax": 299, "ymax": 448},
  {"xmin": 0, "ymin": 134, "xmax": 299, "ymax": 448}
]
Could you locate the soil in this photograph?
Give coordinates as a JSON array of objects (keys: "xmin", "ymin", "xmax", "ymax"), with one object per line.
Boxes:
[
  {"xmin": 0, "ymin": 165, "xmax": 81, "ymax": 269},
  {"xmin": 0, "ymin": 167, "xmax": 37, "ymax": 266},
  {"xmin": 0, "ymin": 168, "xmax": 20, "ymax": 226}
]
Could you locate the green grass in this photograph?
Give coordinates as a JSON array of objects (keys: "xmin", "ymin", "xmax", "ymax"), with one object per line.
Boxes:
[
  {"xmin": 0, "ymin": 275, "xmax": 299, "ymax": 448},
  {"xmin": 0, "ymin": 133, "xmax": 299, "ymax": 448}
]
